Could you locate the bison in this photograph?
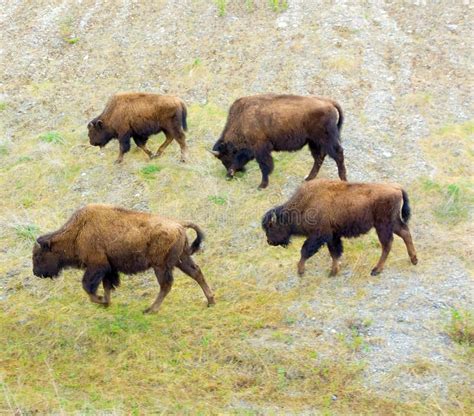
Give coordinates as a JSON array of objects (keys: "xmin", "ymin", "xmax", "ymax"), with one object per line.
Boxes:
[
  {"xmin": 210, "ymin": 94, "xmax": 347, "ymax": 189},
  {"xmin": 262, "ymin": 179, "xmax": 418, "ymax": 276},
  {"xmin": 32, "ymin": 205, "xmax": 215, "ymax": 313},
  {"xmin": 88, "ymin": 92, "xmax": 188, "ymax": 164}
]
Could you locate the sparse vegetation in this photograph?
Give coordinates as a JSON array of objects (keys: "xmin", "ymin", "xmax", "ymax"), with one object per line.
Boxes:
[
  {"xmin": 421, "ymin": 179, "xmax": 472, "ymax": 224},
  {"xmin": 269, "ymin": 0, "xmax": 288, "ymax": 12},
  {"xmin": 139, "ymin": 164, "xmax": 162, "ymax": 178},
  {"xmin": 38, "ymin": 131, "xmax": 64, "ymax": 144},
  {"xmin": 208, "ymin": 195, "xmax": 226, "ymax": 205},
  {"xmin": 0, "ymin": 1, "xmax": 472, "ymax": 414},
  {"xmin": 216, "ymin": 0, "xmax": 226, "ymax": 17},
  {"xmin": 14, "ymin": 224, "xmax": 40, "ymax": 243},
  {"xmin": 447, "ymin": 308, "xmax": 474, "ymax": 347},
  {"xmin": 59, "ymin": 17, "xmax": 79, "ymax": 44}
]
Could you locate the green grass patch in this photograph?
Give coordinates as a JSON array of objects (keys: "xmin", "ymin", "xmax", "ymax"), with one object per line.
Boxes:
[
  {"xmin": 59, "ymin": 16, "xmax": 79, "ymax": 45},
  {"xmin": 208, "ymin": 195, "xmax": 227, "ymax": 205},
  {"xmin": 38, "ymin": 131, "xmax": 64, "ymax": 144},
  {"xmin": 14, "ymin": 224, "xmax": 40, "ymax": 242},
  {"xmin": 447, "ymin": 308, "xmax": 474, "ymax": 347},
  {"xmin": 90, "ymin": 306, "xmax": 151, "ymax": 337},
  {"xmin": 269, "ymin": 0, "xmax": 288, "ymax": 12},
  {"xmin": 139, "ymin": 164, "xmax": 162, "ymax": 178},
  {"xmin": 216, "ymin": 0, "xmax": 226, "ymax": 16},
  {"xmin": 421, "ymin": 179, "xmax": 472, "ymax": 224},
  {"xmin": 0, "ymin": 102, "xmax": 7, "ymax": 111},
  {"xmin": 0, "ymin": 144, "xmax": 8, "ymax": 156}
]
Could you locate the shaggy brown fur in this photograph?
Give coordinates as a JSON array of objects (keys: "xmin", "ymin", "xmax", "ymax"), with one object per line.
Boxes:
[
  {"xmin": 262, "ymin": 179, "xmax": 418, "ymax": 276},
  {"xmin": 32, "ymin": 205, "xmax": 214, "ymax": 313},
  {"xmin": 211, "ymin": 94, "xmax": 346, "ymax": 189},
  {"xmin": 88, "ymin": 92, "xmax": 188, "ymax": 163}
]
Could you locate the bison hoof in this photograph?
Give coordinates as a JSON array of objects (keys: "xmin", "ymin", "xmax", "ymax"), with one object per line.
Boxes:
[
  {"xmin": 258, "ymin": 183, "xmax": 268, "ymax": 190},
  {"xmin": 143, "ymin": 307, "xmax": 155, "ymax": 314},
  {"xmin": 114, "ymin": 159, "xmax": 123, "ymax": 165},
  {"xmin": 207, "ymin": 299, "xmax": 216, "ymax": 307},
  {"xmin": 370, "ymin": 268, "xmax": 381, "ymax": 276},
  {"xmin": 411, "ymin": 256, "xmax": 418, "ymax": 265},
  {"xmin": 154, "ymin": 151, "xmax": 162, "ymax": 158}
]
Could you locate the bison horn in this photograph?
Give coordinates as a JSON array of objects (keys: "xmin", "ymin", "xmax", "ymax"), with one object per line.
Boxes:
[
  {"xmin": 208, "ymin": 149, "xmax": 220, "ymax": 157},
  {"xmin": 271, "ymin": 211, "xmax": 277, "ymax": 223}
]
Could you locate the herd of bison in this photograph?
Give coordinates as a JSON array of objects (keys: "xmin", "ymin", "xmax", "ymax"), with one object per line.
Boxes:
[{"xmin": 32, "ymin": 92, "xmax": 418, "ymax": 313}]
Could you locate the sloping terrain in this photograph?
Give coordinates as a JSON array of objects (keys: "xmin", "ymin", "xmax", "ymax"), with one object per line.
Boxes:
[{"xmin": 0, "ymin": 1, "xmax": 473, "ymax": 414}]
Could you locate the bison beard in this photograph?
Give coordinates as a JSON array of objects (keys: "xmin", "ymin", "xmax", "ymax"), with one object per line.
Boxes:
[
  {"xmin": 32, "ymin": 205, "xmax": 215, "ymax": 313},
  {"xmin": 211, "ymin": 94, "xmax": 347, "ymax": 189},
  {"xmin": 262, "ymin": 179, "xmax": 418, "ymax": 276}
]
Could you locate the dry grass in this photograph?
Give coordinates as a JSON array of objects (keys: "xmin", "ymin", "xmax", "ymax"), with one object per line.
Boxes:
[
  {"xmin": 0, "ymin": 2, "xmax": 473, "ymax": 411},
  {"xmin": 0, "ymin": 97, "xmax": 468, "ymax": 414}
]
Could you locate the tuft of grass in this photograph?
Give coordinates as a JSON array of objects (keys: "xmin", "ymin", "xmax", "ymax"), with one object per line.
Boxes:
[
  {"xmin": 421, "ymin": 179, "xmax": 472, "ymax": 224},
  {"xmin": 447, "ymin": 308, "xmax": 474, "ymax": 347},
  {"xmin": 269, "ymin": 0, "xmax": 288, "ymax": 12},
  {"xmin": 38, "ymin": 131, "xmax": 64, "ymax": 144},
  {"xmin": 245, "ymin": 0, "xmax": 254, "ymax": 12},
  {"xmin": 399, "ymin": 92, "xmax": 433, "ymax": 109},
  {"xmin": 216, "ymin": 0, "xmax": 226, "ymax": 16},
  {"xmin": 208, "ymin": 195, "xmax": 227, "ymax": 205},
  {"xmin": 139, "ymin": 164, "xmax": 162, "ymax": 178},
  {"xmin": 326, "ymin": 56, "xmax": 359, "ymax": 73},
  {"xmin": 14, "ymin": 224, "xmax": 40, "ymax": 242},
  {"xmin": 59, "ymin": 17, "xmax": 79, "ymax": 44},
  {"xmin": 0, "ymin": 102, "xmax": 7, "ymax": 111},
  {"xmin": 0, "ymin": 144, "xmax": 8, "ymax": 156}
]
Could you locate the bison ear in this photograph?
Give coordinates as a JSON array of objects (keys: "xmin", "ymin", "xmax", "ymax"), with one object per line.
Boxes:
[
  {"xmin": 37, "ymin": 236, "xmax": 52, "ymax": 251},
  {"xmin": 96, "ymin": 119, "xmax": 103, "ymax": 129}
]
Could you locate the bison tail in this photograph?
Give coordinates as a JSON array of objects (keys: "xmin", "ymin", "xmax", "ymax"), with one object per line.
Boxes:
[
  {"xmin": 181, "ymin": 103, "xmax": 188, "ymax": 132},
  {"xmin": 332, "ymin": 101, "xmax": 344, "ymax": 134},
  {"xmin": 182, "ymin": 222, "xmax": 204, "ymax": 254},
  {"xmin": 401, "ymin": 189, "xmax": 411, "ymax": 223}
]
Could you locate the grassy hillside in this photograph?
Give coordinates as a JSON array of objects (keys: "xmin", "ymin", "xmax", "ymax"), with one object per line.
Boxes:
[{"xmin": 0, "ymin": 1, "xmax": 473, "ymax": 414}]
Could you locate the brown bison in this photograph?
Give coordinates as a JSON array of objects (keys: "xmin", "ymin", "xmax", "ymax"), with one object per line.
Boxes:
[
  {"xmin": 32, "ymin": 205, "xmax": 215, "ymax": 313},
  {"xmin": 211, "ymin": 94, "xmax": 347, "ymax": 189},
  {"xmin": 88, "ymin": 92, "xmax": 188, "ymax": 163},
  {"xmin": 262, "ymin": 179, "xmax": 418, "ymax": 276}
]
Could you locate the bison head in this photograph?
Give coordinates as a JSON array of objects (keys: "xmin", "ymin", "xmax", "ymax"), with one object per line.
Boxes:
[
  {"xmin": 262, "ymin": 206, "xmax": 292, "ymax": 247},
  {"xmin": 32, "ymin": 236, "xmax": 62, "ymax": 279},
  {"xmin": 87, "ymin": 118, "xmax": 115, "ymax": 147},
  {"xmin": 210, "ymin": 140, "xmax": 253, "ymax": 177}
]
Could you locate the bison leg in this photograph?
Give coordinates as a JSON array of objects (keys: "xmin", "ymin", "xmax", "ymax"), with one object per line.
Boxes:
[
  {"xmin": 154, "ymin": 132, "xmax": 173, "ymax": 158},
  {"xmin": 371, "ymin": 225, "xmax": 394, "ymax": 276},
  {"xmin": 328, "ymin": 144, "xmax": 347, "ymax": 181},
  {"xmin": 255, "ymin": 150, "xmax": 274, "ymax": 189},
  {"xmin": 393, "ymin": 221, "xmax": 418, "ymax": 265},
  {"xmin": 115, "ymin": 134, "xmax": 132, "ymax": 164},
  {"xmin": 102, "ymin": 269, "xmax": 120, "ymax": 306},
  {"xmin": 174, "ymin": 134, "xmax": 189, "ymax": 163},
  {"xmin": 133, "ymin": 136, "xmax": 153, "ymax": 159},
  {"xmin": 177, "ymin": 255, "xmax": 215, "ymax": 306},
  {"xmin": 144, "ymin": 266, "xmax": 174, "ymax": 314},
  {"xmin": 82, "ymin": 265, "xmax": 110, "ymax": 305},
  {"xmin": 327, "ymin": 235, "xmax": 343, "ymax": 276},
  {"xmin": 297, "ymin": 235, "xmax": 329, "ymax": 276},
  {"xmin": 306, "ymin": 143, "xmax": 326, "ymax": 181}
]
